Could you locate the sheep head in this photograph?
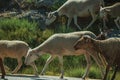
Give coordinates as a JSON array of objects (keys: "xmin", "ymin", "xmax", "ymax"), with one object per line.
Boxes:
[
  {"xmin": 25, "ymin": 49, "xmax": 39, "ymax": 65},
  {"xmin": 74, "ymin": 35, "xmax": 94, "ymax": 51},
  {"xmin": 45, "ymin": 11, "xmax": 58, "ymax": 25}
]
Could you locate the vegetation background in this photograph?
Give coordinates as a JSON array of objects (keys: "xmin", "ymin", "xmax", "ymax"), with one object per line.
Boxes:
[{"xmin": 0, "ymin": 0, "xmax": 120, "ymax": 80}]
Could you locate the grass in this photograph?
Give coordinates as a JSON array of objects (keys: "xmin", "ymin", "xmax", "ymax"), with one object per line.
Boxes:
[
  {"xmin": 65, "ymin": 67, "xmax": 85, "ymax": 78},
  {"xmin": 21, "ymin": 58, "xmax": 120, "ymax": 80},
  {"xmin": 0, "ymin": 18, "xmax": 120, "ymax": 79},
  {"xmin": 20, "ymin": 54, "xmax": 120, "ymax": 80},
  {"xmin": 19, "ymin": 54, "xmax": 118, "ymax": 79}
]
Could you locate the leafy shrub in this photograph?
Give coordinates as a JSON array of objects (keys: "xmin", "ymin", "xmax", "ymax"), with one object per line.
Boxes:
[{"xmin": 0, "ymin": 18, "xmax": 43, "ymax": 47}]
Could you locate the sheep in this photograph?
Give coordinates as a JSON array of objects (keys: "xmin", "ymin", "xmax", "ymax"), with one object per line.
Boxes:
[
  {"xmin": 45, "ymin": 0, "xmax": 104, "ymax": 30},
  {"xmin": 0, "ymin": 58, "xmax": 6, "ymax": 79},
  {"xmin": 100, "ymin": 2, "xmax": 120, "ymax": 29},
  {"xmin": 96, "ymin": 28, "xmax": 113, "ymax": 40},
  {"xmin": 0, "ymin": 40, "xmax": 38, "ymax": 75},
  {"xmin": 74, "ymin": 36, "xmax": 120, "ymax": 80},
  {"xmin": 25, "ymin": 31, "xmax": 106, "ymax": 79}
]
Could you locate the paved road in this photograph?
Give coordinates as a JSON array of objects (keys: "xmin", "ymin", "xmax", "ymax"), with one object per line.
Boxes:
[{"xmin": 1, "ymin": 74, "xmax": 101, "ymax": 80}]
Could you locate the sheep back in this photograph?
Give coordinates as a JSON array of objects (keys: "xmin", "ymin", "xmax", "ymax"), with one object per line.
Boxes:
[
  {"xmin": 37, "ymin": 31, "xmax": 96, "ymax": 55},
  {"xmin": 0, "ymin": 40, "xmax": 29, "ymax": 58}
]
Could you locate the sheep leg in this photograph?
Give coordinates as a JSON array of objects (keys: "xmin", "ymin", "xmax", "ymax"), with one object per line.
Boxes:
[
  {"xmin": 114, "ymin": 17, "xmax": 120, "ymax": 30},
  {"xmin": 103, "ymin": 18, "xmax": 107, "ymax": 29},
  {"xmin": 103, "ymin": 64, "xmax": 110, "ymax": 80},
  {"xmin": 73, "ymin": 15, "xmax": 81, "ymax": 30},
  {"xmin": 111, "ymin": 65, "xmax": 118, "ymax": 80},
  {"xmin": 12, "ymin": 58, "xmax": 22, "ymax": 74},
  {"xmin": 91, "ymin": 52, "xmax": 105, "ymax": 78},
  {"xmin": 58, "ymin": 56, "xmax": 64, "ymax": 79},
  {"xmin": 82, "ymin": 53, "xmax": 91, "ymax": 79},
  {"xmin": 67, "ymin": 17, "xmax": 72, "ymax": 29},
  {"xmin": 40, "ymin": 55, "xmax": 56, "ymax": 75},
  {"xmin": 30, "ymin": 62, "xmax": 38, "ymax": 76},
  {"xmin": 1, "ymin": 57, "xmax": 10, "ymax": 71},
  {"xmin": 86, "ymin": 10, "xmax": 97, "ymax": 29},
  {"xmin": 0, "ymin": 58, "xmax": 6, "ymax": 79},
  {"xmin": 99, "ymin": 54, "xmax": 107, "ymax": 69}
]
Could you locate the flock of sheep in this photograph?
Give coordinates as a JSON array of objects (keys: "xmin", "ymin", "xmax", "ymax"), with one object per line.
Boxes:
[{"xmin": 0, "ymin": 0, "xmax": 120, "ymax": 80}]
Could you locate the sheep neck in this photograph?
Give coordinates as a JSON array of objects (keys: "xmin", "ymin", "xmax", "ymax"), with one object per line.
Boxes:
[
  {"xmin": 56, "ymin": 9, "xmax": 62, "ymax": 16},
  {"xmin": 33, "ymin": 44, "xmax": 49, "ymax": 55}
]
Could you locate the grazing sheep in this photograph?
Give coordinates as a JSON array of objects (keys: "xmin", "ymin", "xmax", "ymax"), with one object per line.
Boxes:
[
  {"xmin": 74, "ymin": 36, "xmax": 120, "ymax": 80},
  {"xmin": 100, "ymin": 2, "xmax": 120, "ymax": 29},
  {"xmin": 0, "ymin": 40, "xmax": 38, "ymax": 75},
  {"xmin": 0, "ymin": 58, "xmax": 6, "ymax": 79},
  {"xmin": 25, "ymin": 31, "xmax": 105, "ymax": 79},
  {"xmin": 45, "ymin": 0, "xmax": 104, "ymax": 30}
]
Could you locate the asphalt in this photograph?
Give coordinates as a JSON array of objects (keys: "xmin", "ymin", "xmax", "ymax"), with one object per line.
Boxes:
[{"xmin": 0, "ymin": 74, "xmax": 101, "ymax": 80}]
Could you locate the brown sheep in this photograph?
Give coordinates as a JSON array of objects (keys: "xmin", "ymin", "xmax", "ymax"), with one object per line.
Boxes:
[
  {"xmin": 74, "ymin": 36, "xmax": 120, "ymax": 80},
  {"xmin": 0, "ymin": 40, "xmax": 38, "ymax": 75}
]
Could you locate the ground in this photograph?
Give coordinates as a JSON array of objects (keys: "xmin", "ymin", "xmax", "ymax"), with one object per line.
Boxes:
[{"xmin": 0, "ymin": 74, "xmax": 101, "ymax": 80}]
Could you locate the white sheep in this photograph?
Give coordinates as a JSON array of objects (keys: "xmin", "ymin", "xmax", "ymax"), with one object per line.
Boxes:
[
  {"xmin": 100, "ymin": 2, "xmax": 120, "ymax": 29},
  {"xmin": 25, "ymin": 31, "xmax": 105, "ymax": 79},
  {"xmin": 45, "ymin": 0, "xmax": 104, "ymax": 30},
  {"xmin": 0, "ymin": 40, "xmax": 38, "ymax": 75},
  {"xmin": 74, "ymin": 36, "xmax": 120, "ymax": 80}
]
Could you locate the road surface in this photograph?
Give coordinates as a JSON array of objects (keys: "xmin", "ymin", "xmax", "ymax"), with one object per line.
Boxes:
[{"xmin": 1, "ymin": 74, "xmax": 101, "ymax": 80}]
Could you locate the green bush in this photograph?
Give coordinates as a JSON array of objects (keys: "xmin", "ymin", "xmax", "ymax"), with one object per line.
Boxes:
[
  {"xmin": 0, "ymin": 18, "xmax": 36, "ymax": 40},
  {"xmin": 0, "ymin": 18, "xmax": 45, "ymax": 47},
  {"xmin": 0, "ymin": 18, "xmax": 120, "ymax": 79}
]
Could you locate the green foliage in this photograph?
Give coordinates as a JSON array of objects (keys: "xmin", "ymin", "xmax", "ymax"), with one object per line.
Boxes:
[
  {"xmin": 53, "ymin": 25, "xmax": 75, "ymax": 33},
  {"xmin": 88, "ymin": 66, "xmax": 101, "ymax": 79},
  {"xmin": 51, "ymin": 0, "xmax": 66, "ymax": 10},
  {"xmin": 0, "ymin": 18, "xmax": 47, "ymax": 47},
  {"xmin": 65, "ymin": 67, "xmax": 85, "ymax": 77},
  {"xmin": 25, "ymin": 0, "xmax": 34, "ymax": 3},
  {"xmin": 0, "ymin": 18, "xmax": 120, "ymax": 79},
  {"xmin": 0, "ymin": 18, "xmax": 36, "ymax": 40}
]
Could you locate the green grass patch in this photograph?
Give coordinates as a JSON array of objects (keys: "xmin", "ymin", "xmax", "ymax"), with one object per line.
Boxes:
[
  {"xmin": 65, "ymin": 65, "xmax": 101, "ymax": 79},
  {"xmin": 1, "ymin": 18, "xmax": 120, "ymax": 79}
]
